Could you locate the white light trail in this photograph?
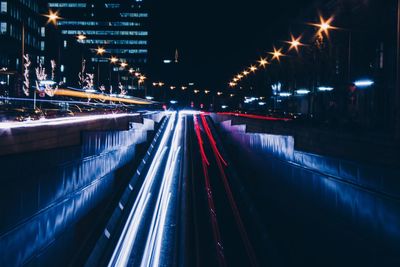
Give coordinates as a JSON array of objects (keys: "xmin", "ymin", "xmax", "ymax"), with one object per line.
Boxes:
[
  {"xmin": 354, "ymin": 79, "xmax": 374, "ymax": 88},
  {"xmin": 108, "ymin": 112, "xmax": 177, "ymax": 267},
  {"xmin": 295, "ymin": 89, "xmax": 311, "ymax": 95},
  {"xmin": 140, "ymin": 112, "xmax": 184, "ymax": 267},
  {"xmin": 318, "ymin": 86, "xmax": 334, "ymax": 92},
  {"xmin": 0, "ymin": 113, "xmax": 140, "ymax": 129}
]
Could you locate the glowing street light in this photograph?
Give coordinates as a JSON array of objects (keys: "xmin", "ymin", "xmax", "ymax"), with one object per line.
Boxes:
[
  {"xmin": 170, "ymin": 86, "xmax": 176, "ymax": 90},
  {"xmin": 194, "ymin": 89, "xmax": 200, "ymax": 94},
  {"xmin": 258, "ymin": 57, "xmax": 269, "ymax": 68},
  {"xmin": 181, "ymin": 86, "xmax": 187, "ymax": 90},
  {"xmin": 76, "ymin": 34, "xmax": 87, "ymax": 42},
  {"xmin": 129, "ymin": 68, "xmax": 134, "ymax": 74},
  {"xmin": 95, "ymin": 47, "xmax": 106, "ymax": 88},
  {"xmin": 229, "ymin": 82, "xmax": 237, "ymax": 87},
  {"xmin": 96, "ymin": 47, "xmax": 106, "ymax": 55},
  {"xmin": 310, "ymin": 15, "xmax": 336, "ymax": 38},
  {"xmin": 204, "ymin": 90, "xmax": 210, "ymax": 94},
  {"xmin": 286, "ymin": 34, "xmax": 304, "ymax": 53},
  {"xmin": 242, "ymin": 70, "xmax": 249, "ymax": 76},
  {"xmin": 45, "ymin": 10, "xmax": 61, "ymax": 25},
  {"xmin": 249, "ymin": 65, "xmax": 257, "ymax": 72},
  {"xmin": 217, "ymin": 92, "xmax": 223, "ymax": 96},
  {"xmin": 318, "ymin": 86, "xmax": 334, "ymax": 92},
  {"xmin": 120, "ymin": 62, "xmax": 128, "ymax": 68},
  {"xmin": 110, "ymin": 56, "xmax": 118, "ymax": 64},
  {"xmin": 269, "ymin": 47, "xmax": 284, "ymax": 62},
  {"xmin": 233, "ymin": 78, "xmax": 239, "ymax": 82},
  {"xmin": 237, "ymin": 74, "xmax": 243, "ymax": 79}
]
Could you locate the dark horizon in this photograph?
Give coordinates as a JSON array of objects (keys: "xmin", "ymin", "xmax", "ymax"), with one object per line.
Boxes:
[{"xmin": 148, "ymin": 0, "xmax": 316, "ymax": 90}]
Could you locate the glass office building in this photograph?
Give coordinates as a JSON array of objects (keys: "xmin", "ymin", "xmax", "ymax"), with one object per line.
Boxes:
[
  {"xmin": 47, "ymin": 0, "xmax": 149, "ymax": 89},
  {"xmin": 0, "ymin": 0, "xmax": 44, "ymax": 96}
]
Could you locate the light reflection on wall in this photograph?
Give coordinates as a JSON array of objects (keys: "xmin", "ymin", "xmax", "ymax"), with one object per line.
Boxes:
[
  {"xmin": 218, "ymin": 119, "xmax": 400, "ymax": 248},
  {"xmin": 0, "ymin": 119, "xmax": 156, "ymax": 266}
]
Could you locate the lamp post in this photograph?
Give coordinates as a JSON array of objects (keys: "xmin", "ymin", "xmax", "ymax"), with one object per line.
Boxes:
[
  {"xmin": 44, "ymin": 10, "xmax": 61, "ymax": 69},
  {"xmin": 129, "ymin": 68, "xmax": 135, "ymax": 90},
  {"xmin": 119, "ymin": 62, "xmax": 127, "ymax": 86},
  {"xmin": 95, "ymin": 47, "xmax": 106, "ymax": 89},
  {"xmin": 139, "ymin": 75, "xmax": 147, "ymax": 96},
  {"xmin": 109, "ymin": 56, "xmax": 118, "ymax": 92}
]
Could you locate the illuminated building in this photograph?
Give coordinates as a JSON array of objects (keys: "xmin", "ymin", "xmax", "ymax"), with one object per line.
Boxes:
[
  {"xmin": 47, "ymin": 0, "xmax": 149, "ymax": 89},
  {"xmin": 0, "ymin": 0, "xmax": 44, "ymax": 96}
]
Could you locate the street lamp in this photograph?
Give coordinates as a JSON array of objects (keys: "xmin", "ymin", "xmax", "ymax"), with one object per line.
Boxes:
[
  {"xmin": 309, "ymin": 15, "xmax": 337, "ymax": 38},
  {"xmin": 286, "ymin": 34, "xmax": 304, "ymax": 53},
  {"xmin": 109, "ymin": 56, "xmax": 118, "ymax": 90},
  {"xmin": 76, "ymin": 34, "xmax": 87, "ymax": 43},
  {"xmin": 95, "ymin": 47, "xmax": 106, "ymax": 88},
  {"xmin": 96, "ymin": 47, "xmax": 106, "ymax": 55},
  {"xmin": 258, "ymin": 57, "xmax": 269, "ymax": 68},
  {"xmin": 249, "ymin": 65, "xmax": 257, "ymax": 72},
  {"xmin": 110, "ymin": 56, "xmax": 118, "ymax": 64},
  {"xmin": 139, "ymin": 75, "xmax": 147, "ymax": 95},
  {"xmin": 76, "ymin": 34, "xmax": 87, "ymax": 81},
  {"xmin": 117, "ymin": 62, "xmax": 128, "ymax": 85},
  {"xmin": 45, "ymin": 10, "xmax": 61, "ymax": 26},
  {"xmin": 269, "ymin": 47, "xmax": 284, "ymax": 62}
]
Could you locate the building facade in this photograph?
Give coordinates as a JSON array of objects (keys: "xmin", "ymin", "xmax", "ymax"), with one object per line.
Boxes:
[
  {"xmin": 0, "ymin": 0, "xmax": 45, "ymax": 97},
  {"xmin": 47, "ymin": 0, "xmax": 149, "ymax": 90}
]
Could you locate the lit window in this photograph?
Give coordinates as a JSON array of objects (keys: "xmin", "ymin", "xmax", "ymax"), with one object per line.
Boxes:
[
  {"xmin": 57, "ymin": 21, "xmax": 141, "ymax": 27},
  {"xmin": 40, "ymin": 41, "xmax": 45, "ymax": 51},
  {"xmin": 106, "ymin": 48, "xmax": 148, "ymax": 54},
  {"xmin": 105, "ymin": 3, "xmax": 120, "ymax": 8},
  {"xmin": 48, "ymin": 3, "xmax": 86, "ymax": 8},
  {"xmin": 0, "ymin": 22, "xmax": 6, "ymax": 34},
  {"xmin": 0, "ymin": 2, "xmax": 7, "ymax": 13},
  {"xmin": 40, "ymin": 27, "xmax": 45, "ymax": 37},
  {"xmin": 60, "ymin": 65, "xmax": 64, "ymax": 72},
  {"xmin": 120, "ymin": 12, "xmax": 148, "ymax": 18},
  {"xmin": 63, "ymin": 40, "xmax": 67, "ymax": 48},
  {"xmin": 61, "ymin": 30, "xmax": 148, "ymax": 36},
  {"xmin": 79, "ymin": 39, "xmax": 147, "ymax": 45}
]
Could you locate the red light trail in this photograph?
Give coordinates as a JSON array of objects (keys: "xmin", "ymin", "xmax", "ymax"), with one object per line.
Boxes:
[
  {"xmin": 217, "ymin": 112, "xmax": 292, "ymax": 122},
  {"xmin": 193, "ymin": 115, "xmax": 227, "ymax": 267}
]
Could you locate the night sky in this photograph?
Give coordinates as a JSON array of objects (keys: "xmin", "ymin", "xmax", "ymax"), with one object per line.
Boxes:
[{"xmin": 148, "ymin": 0, "xmax": 316, "ymax": 90}]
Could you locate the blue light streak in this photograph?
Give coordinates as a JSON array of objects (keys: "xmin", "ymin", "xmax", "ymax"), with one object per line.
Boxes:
[{"xmin": 108, "ymin": 111, "xmax": 184, "ymax": 267}]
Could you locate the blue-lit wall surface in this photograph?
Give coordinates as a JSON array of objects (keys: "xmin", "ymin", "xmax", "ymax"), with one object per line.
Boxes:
[
  {"xmin": 216, "ymin": 118, "xmax": 400, "ymax": 265},
  {"xmin": 0, "ymin": 119, "xmax": 156, "ymax": 266}
]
